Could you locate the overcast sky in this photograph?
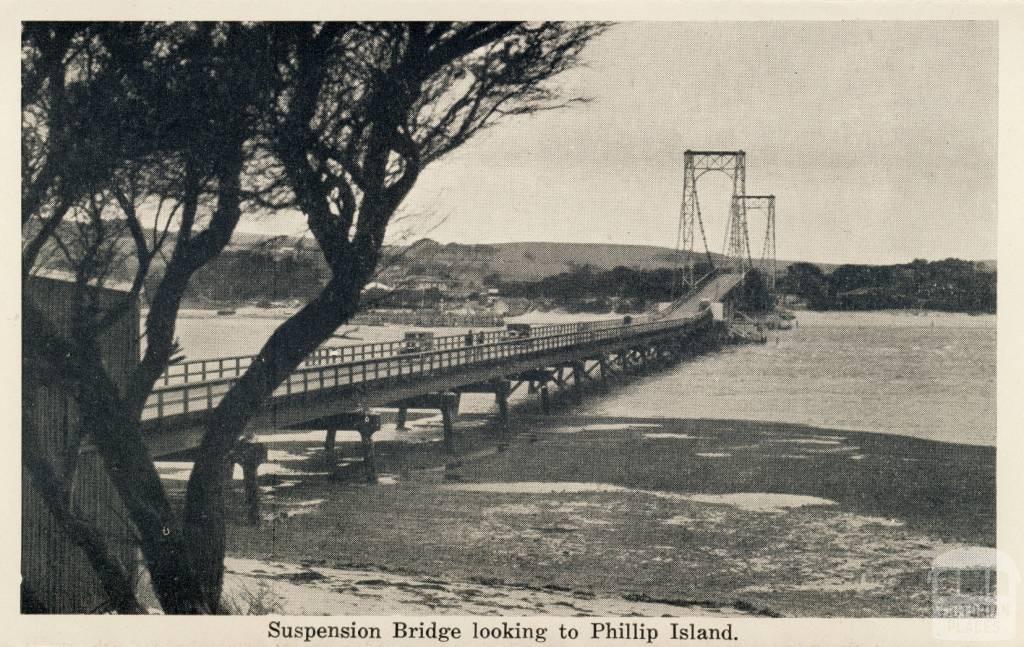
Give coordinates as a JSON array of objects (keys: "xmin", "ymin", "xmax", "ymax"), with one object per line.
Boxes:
[{"xmin": 242, "ymin": 21, "xmax": 998, "ymax": 265}]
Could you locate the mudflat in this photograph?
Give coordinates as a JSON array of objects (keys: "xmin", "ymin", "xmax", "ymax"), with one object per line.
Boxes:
[{"xmin": 224, "ymin": 414, "xmax": 994, "ymax": 617}]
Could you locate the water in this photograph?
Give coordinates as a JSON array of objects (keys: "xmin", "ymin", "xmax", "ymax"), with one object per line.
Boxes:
[
  {"xmin": 168, "ymin": 308, "xmax": 619, "ymax": 360},
  {"xmin": 170, "ymin": 310, "xmax": 481, "ymax": 360},
  {"xmin": 586, "ymin": 310, "xmax": 996, "ymax": 446},
  {"xmin": 171, "ymin": 309, "xmax": 996, "ymax": 447}
]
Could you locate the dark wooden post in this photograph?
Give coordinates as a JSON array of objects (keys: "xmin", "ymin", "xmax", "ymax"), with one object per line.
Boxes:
[
  {"xmin": 324, "ymin": 428, "xmax": 338, "ymax": 458},
  {"xmin": 440, "ymin": 392, "xmax": 460, "ymax": 479},
  {"xmin": 539, "ymin": 384, "xmax": 551, "ymax": 415},
  {"xmin": 572, "ymin": 361, "xmax": 585, "ymax": 403},
  {"xmin": 232, "ymin": 442, "xmax": 267, "ymax": 526},
  {"xmin": 598, "ymin": 357, "xmax": 611, "ymax": 390},
  {"xmin": 358, "ymin": 415, "xmax": 381, "ymax": 483},
  {"xmin": 495, "ymin": 381, "xmax": 511, "ymax": 452},
  {"xmin": 395, "ymin": 407, "xmax": 408, "ymax": 430}
]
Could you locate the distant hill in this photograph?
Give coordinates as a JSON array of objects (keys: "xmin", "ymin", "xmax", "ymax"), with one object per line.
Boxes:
[
  {"xmin": 29, "ymin": 220, "xmax": 990, "ymax": 296},
  {"xmin": 226, "ymin": 232, "xmax": 995, "ymax": 281},
  {"xmin": 378, "ymin": 239, "xmax": 712, "ymax": 284},
  {"xmin": 375, "ymin": 238, "xmax": 824, "ymax": 286}
]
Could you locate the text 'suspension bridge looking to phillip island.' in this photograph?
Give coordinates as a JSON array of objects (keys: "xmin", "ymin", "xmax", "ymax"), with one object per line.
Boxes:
[{"xmin": 18, "ymin": 16, "xmax": 1005, "ymax": 646}]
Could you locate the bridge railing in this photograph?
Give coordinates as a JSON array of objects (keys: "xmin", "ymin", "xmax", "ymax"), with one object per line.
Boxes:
[
  {"xmin": 158, "ymin": 328, "xmax": 512, "ymax": 386},
  {"xmin": 142, "ymin": 314, "xmax": 706, "ymax": 423},
  {"xmin": 156, "ymin": 320, "xmax": 633, "ymax": 387}
]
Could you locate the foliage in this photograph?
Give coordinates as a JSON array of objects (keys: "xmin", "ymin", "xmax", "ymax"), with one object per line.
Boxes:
[
  {"xmin": 218, "ymin": 580, "xmax": 283, "ymax": 616},
  {"xmin": 733, "ymin": 269, "xmax": 775, "ymax": 313},
  {"xmin": 185, "ymin": 249, "xmax": 328, "ymax": 303},
  {"xmin": 497, "ymin": 263, "xmax": 715, "ymax": 312},
  {"xmin": 777, "ymin": 258, "xmax": 996, "ymax": 313},
  {"xmin": 22, "ymin": 20, "xmax": 607, "ymax": 614},
  {"xmin": 776, "ymin": 262, "xmax": 830, "ymax": 309}
]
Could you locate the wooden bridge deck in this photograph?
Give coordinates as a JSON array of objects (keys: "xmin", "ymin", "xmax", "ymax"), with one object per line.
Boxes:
[{"xmin": 142, "ymin": 272, "xmax": 744, "ymax": 458}]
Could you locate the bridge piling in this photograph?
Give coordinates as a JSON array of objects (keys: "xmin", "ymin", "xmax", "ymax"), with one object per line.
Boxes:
[
  {"xmin": 231, "ymin": 442, "xmax": 268, "ymax": 526},
  {"xmin": 539, "ymin": 384, "xmax": 551, "ymax": 415},
  {"xmin": 358, "ymin": 415, "xmax": 381, "ymax": 483},
  {"xmin": 495, "ymin": 381, "xmax": 511, "ymax": 452},
  {"xmin": 324, "ymin": 428, "xmax": 338, "ymax": 458},
  {"xmin": 571, "ymin": 361, "xmax": 585, "ymax": 403},
  {"xmin": 395, "ymin": 407, "xmax": 408, "ymax": 430},
  {"xmin": 457, "ymin": 379, "xmax": 514, "ymax": 453},
  {"xmin": 639, "ymin": 348, "xmax": 654, "ymax": 373},
  {"xmin": 598, "ymin": 357, "xmax": 612, "ymax": 389},
  {"xmin": 441, "ymin": 392, "xmax": 461, "ymax": 480},
  {"xmin": 619, "ymin": 350, "xmax": 631, "ymax": 375}
]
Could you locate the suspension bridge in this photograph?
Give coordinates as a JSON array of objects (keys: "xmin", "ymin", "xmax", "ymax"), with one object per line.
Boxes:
[{"xmin": 141, "ymin": 149, "xmax": 779, "ymax": 519}]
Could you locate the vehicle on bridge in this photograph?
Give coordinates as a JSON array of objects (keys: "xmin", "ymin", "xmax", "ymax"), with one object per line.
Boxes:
[
  {"xmin": 400, "ymin": 331, "xmax": 434, "ymax": 354},
  {"xmin": 506, "ymin": 323, "xmax": 532, "ymax": 341}
]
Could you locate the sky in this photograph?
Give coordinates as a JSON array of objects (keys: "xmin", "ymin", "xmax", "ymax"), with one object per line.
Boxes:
[{"xmin": 240, "ymin": 21, "xmax": 998, "ymax": 265}]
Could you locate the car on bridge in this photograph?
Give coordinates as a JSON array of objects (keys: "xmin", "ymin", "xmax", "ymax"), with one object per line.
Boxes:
[
  {"xmin": 400, "ymin": 331, "xmax": 434, "ymax": 354},
  {"xmin": 505, "ymin": 323, "xmax": 532, "ymax": 341}
]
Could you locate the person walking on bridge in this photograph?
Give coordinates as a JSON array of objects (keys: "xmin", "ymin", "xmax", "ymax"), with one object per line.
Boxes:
[{"xmin": 465, "ymin": 329, "xmax": 480, "ymax": 362}]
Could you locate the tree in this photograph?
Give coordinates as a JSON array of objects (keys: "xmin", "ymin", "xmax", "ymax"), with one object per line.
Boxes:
[
  {"xmin": 23, "ymin": 22, "xmax": 281, "ymax": 613},
  {"xmin": 23, "ymin": 21, "xmax": 607, "ymax": 613},
  {"xmin": 182, "ymin": 22, "xmax": 608, "ymax": 608},
  {"xmin": 735, "ymin": 269, "xmax": 775, "ymax": 313},
  {"xmin": 779, "ymin": 261, "xmax": 829, "ymax": 308}
]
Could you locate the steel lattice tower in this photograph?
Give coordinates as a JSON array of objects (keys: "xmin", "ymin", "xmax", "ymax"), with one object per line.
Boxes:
[
  {"xmin": 733, "ymin": 195, "xmax": 777, "ymax": 290},
  {"xmin": 673, "ymin": 150, "xmax": 749, "ymax": 299}
]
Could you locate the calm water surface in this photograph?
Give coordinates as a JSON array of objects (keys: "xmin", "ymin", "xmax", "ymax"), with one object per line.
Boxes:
[
  {"xmin": 173, "ymin": 310, "xmax": 996, "ymax": 447},
  {"xmin": 587, "ymin": 311, "xmax": 996, "ymax": 446}
]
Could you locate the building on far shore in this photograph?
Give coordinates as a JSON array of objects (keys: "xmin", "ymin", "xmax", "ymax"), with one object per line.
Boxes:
[{"xmin": 403, "ymin": 274, "xmax": 458, "ymax": 295}]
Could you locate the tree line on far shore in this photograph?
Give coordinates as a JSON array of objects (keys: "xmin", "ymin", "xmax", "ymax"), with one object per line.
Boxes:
[
  {"xmin": 178, "ymin": 254, "xmax": 996, "ymax": 315},
  {"xmin": 778, "ymin": 258, "xmax": 996, "ymax": 313},
  {"xmin": 494, "ymin": 263, "xmax": 716, "ymax": 313},
  {"xmin": 494, "ymin": 258, "xmax": 994, "ymax": 314}
]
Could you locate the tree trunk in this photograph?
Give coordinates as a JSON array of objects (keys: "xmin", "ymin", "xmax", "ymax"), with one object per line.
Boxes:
[
  {"xmin": 182, "ymin": 274, "xmax": 365, "ymax": 610},
  {"xmin": 77, "ymin": 375, "xmax": 211, "ymax": 613}
]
